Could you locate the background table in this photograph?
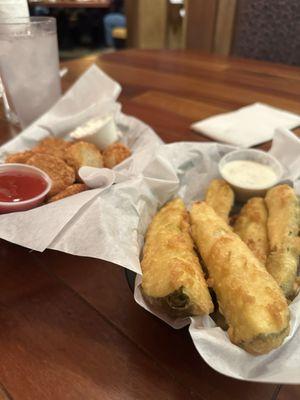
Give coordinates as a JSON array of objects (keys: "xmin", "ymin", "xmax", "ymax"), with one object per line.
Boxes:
[
  {"xmin": 0, "ymin": 50, "xmax": 299, "ymax": 400},
  {"xmin": 28, "ymin": 0, "xmax": 111, "ymax": 8}
]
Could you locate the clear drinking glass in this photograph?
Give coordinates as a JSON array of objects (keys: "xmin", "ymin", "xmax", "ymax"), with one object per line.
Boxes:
[{"xmin": 0, "ymin": 17, "xmax": 61, "ymax": 128}]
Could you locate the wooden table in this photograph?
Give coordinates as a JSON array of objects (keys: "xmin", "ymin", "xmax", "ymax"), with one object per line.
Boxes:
[
  {"xmin": 0, "ymin": 50, "xmax": 299, "ymax": 400},
  {"xmin": 28, "ymin": 0, "xmax": 111, "ymax": 8}
]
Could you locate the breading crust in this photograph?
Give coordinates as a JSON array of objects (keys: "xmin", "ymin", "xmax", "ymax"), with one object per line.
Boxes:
[
  {"xmin": 5, "ymin": 150, "xmax": 35, "ymax": 164},
  {"xmin": 26, "ymin": 153, "xmax": 75, "ymax": 197},
  {"xmin": 33, "ymin": 137, "xmax": 71, "ymax": 159},
  {"xmin": 103, "ymin": 142, "xmax": 131, "ymax": 168},
  {"xmin": 47, "ymin": 183, "xmax": 88, "ymax": 203}
]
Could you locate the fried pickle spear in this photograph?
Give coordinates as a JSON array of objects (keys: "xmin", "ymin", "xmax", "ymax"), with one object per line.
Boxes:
[
  {"xmin": 234, "ymin": 197, "xmax": 269, "ymax": 266},
  {"xmin": 265, "ymin": 185, "xmax": 300, "ymax": 300},
  {"xmin": 205, "ymin": 179, "xmax": 234, "ymax": 223},
  {"xmin": 190, "ymin": 201, "xmax": 290, "ymax": 355},
  {"xmin": 141, "ymin": 198, "xmax": 213, "ymax": 317}
]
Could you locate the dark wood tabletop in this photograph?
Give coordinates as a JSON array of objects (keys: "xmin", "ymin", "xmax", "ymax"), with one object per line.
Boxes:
[
  {"xmin": 0, "ymin": 49, "xmax": 300, "ymax": 400},
  {"xmin": 28, "ymin": 0, "xmax": 111, "ymax": 8}
]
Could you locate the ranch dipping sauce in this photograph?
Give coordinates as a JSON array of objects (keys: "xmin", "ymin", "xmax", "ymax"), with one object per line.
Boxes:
[
  {"xmin": 70, "ymin": 115, "xmax": 120, "ymax": 151},
  {"xmin": 220, "ymin": 160, "xmax": 278, "ymax": 189}
]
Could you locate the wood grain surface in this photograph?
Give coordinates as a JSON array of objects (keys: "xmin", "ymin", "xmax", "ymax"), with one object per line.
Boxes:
[{"xmin": 0, "ymin": 49, "xmax": 300, "ymax": 400}]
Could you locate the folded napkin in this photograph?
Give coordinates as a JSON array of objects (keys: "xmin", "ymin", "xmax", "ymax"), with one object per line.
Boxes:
[{"xmin": 191, "ymin": 102, "xmax": 300, "ymax": 147}]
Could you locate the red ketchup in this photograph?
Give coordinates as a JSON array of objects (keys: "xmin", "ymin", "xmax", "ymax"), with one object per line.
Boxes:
[{"xmin": 0, "ymin": 168, "xmax": 50, "ymax": 213}]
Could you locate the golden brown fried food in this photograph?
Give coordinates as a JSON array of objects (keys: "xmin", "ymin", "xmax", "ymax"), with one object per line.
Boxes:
[
  {"xmin": 190, "ymin": 201, "xmax": 290, "ymax": 355},
  {"xmin": 27, "ymin": 153, "xmax": 75, "ymax": 197},
  {"xmin": 205, "ymin": 179, "xmax": 234, "ymax": 223},
  {"xmin": 64, "ymin": 141, "xmax": 103, "ymax": 175},
  {"xmin": 47, "ymin": 183, "xmax": 88, "ymax": 203},
  {"xmin": 265, "ymin": 185, "xmax": 300, "ymax": 299},
  {"xmin": 5, "ymin": 150, "xmax": 35, "ymax": 164},
  {"xmin": 141, "ymin": 198, "xmax": 213, "ymax": 317},
  {"xmin": 234, "ymin": 197, "xmax": 269, "ymax": 266},
  {"xmin": 33, "ymin": 137, "xmax": 71, "ymax": 159},
  {"xmin": 103, "ymin": 142, "xmax": 131, "ymax": 168}
]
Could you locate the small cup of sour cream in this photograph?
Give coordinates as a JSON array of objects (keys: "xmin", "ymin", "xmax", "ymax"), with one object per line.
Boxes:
[{"xmin": 219, "ymin": 149, "xmax": 283, "ymax": 202}]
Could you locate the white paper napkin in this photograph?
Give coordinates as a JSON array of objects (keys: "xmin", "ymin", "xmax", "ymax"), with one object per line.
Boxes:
[{"xmin": 191, "ymin": 102, "xmax": 300, "ymax": 147}]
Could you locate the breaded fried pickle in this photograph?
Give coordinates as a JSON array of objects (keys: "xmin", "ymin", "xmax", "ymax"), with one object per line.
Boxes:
[
  {"xmin": 103, "ymin": 142, "xmax": 131, "ymax": 168},
  {"xmin": 5, "ymin": 150, "xmax": 35, "ymax": 164},
  {"xmin": 205, "ymin": 179, "xmax": 234, "ymax": 223},
  {"xmin": 190, "ymin": 201, "xmax": 290, "ymax": 355},
  {"xmin": 27, "ymin": 153, "xmax": 75, "ymax": 197},
  {"xmin": 141, "ymin": 198, "xmax": 213, "ymax": 317},
  {"xmin": 33, "ymin": 137, "xmax": 71, "ymax": 159},
  {"xmin": 47, "ymin": 183, "xmax": 88, "ymax": 203},
  {"xmin": 234, "ymin": 197, "xmax": 269, "ymax": 265},
  {"xmin": 65, "ymin": 141, "xmax": 103, "ymax": 173},
  {"xmin": 265, "ymin": 185, "xmax": 300, "ymax": 299}
]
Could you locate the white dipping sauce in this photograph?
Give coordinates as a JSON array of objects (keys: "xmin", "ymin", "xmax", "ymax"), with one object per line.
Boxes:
[
  {"xmin": 221, "ymin": 160, "xmax": 278, "ymax": 189},
  {"xmin": 70, "ymin": 115, "xmax": 120, "ymax": 150}
]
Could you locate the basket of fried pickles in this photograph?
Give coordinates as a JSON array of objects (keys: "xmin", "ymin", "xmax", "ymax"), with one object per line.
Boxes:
[{"xmin": 140, "ymin": 179, "xmax": 299, "ymax": 356}]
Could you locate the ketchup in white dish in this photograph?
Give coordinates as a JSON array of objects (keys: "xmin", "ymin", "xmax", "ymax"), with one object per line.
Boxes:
[
  {"xmin": 0, "ymin": 170, "xmax": 47, "ymax": 202},
  {"xmin": 220, "ymin": 160, "xmax": 278, "ymax": 189},
  {"xmin": 0, "ymin": 164, "xmax": 51, "ymax": 213}
]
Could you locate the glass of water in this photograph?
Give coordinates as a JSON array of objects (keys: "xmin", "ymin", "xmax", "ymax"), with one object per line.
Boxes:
[{"xmin": 0, "ymin": 17, "xmax": 61, "ymax": 128}]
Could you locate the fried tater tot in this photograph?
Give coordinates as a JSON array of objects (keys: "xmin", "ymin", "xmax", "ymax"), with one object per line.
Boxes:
[
  {"xmin": 234, "ymin": 197, "xmax": 269, "ymax": 266},
  {"xmin": 33, "ymin": 137, "xmax": 71, "ymax": 159},
  {"xmin": 141, "ymin": 198, "xmax": 213, "ymax": 317},
  {"xmin": 190, "ymin": 201, "xmax": 290, "ymax": 355},
  {"xmin": 205, "ymin": 179, "xmax": 234, "ymax": 223},
  {"xmin": 265, "ymin": 185, "xmax": 300, "ymax": 299},
  {"xmin": 103, "ymin": 142, "xmax": 131, "ymax": 168},
  {"xmin": 27, "ymin": 153, "xmax": 75, "ymax": 197},
  {"xmin": 5, "ymin": 150, "xmax": 35, "ymax": 164},
  {"xmin": 64, "ymin": 141, "xmax": 103, "ymax": 175},
  {"xmin": 47, "ymin": 183, "xmax": 88, "ymax": 203}
]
